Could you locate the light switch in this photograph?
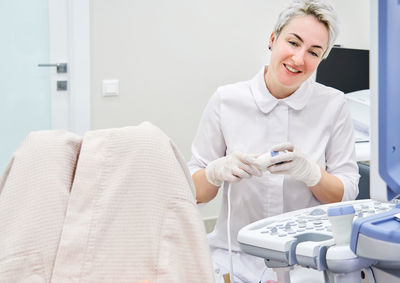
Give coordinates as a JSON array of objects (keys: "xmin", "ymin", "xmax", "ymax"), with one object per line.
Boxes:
[{"xmin": 103, "ymin": 79, "xmax": 119, "ymax": 96}]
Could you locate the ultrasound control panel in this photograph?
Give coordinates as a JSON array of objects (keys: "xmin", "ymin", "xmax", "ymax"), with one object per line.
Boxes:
[{"xmin": 237, "ymin": 199, "xmax": 397, "ymax": 270}]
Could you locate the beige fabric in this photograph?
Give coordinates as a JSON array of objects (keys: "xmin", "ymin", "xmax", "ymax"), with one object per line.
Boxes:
[
  {"xmin": 0, "ymin": 123, "xmax": 213, "ymax": 283},
  {"xmin": 0, "ymin": 131, "xmax": 82, "ymax": 282}
]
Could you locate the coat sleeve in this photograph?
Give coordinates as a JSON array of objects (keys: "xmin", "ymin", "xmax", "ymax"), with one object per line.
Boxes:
[
  {"xmin": 325, "ymin": 98, "xmax": 360, "ymax": 201},
  {"xmin": 187, "ymin": 88, "xmax": 227, "ymax": 175}
]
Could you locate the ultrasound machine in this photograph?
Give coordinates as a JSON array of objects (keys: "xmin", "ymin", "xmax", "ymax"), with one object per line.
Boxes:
[{"xmin": 237, "ymin": 1, "xmax": 400, "ymax": 282}]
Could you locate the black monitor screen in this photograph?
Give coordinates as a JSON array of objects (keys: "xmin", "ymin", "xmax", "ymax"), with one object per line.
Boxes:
[{"xmin": 316, "ymin": 47, "xmax": 369, "ymax": 93}]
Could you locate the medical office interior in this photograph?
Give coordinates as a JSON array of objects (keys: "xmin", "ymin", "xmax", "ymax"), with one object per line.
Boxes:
[{"xmin": 1, "ymin": 0, "xmax": 399, "ymax": 282}]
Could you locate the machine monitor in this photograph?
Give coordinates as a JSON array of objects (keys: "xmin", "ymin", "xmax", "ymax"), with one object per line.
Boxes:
[{"xmin": 316, "ymin": 46, "xmax": 369, "ymax": 94}]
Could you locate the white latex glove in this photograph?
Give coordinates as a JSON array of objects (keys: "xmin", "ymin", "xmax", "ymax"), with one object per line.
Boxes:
[
  {"xmin": 205, "ymin": 151, "xmax": 262, "ymax": 187},
  {"xmin": 255, "ymin": 151, "xmax": 284, "ymax": 171},
  {"xmin": 268, "ymin": 142, "xmax": 322, "ymax": 187}
]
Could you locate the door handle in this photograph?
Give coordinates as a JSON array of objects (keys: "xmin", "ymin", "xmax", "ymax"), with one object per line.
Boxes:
[{"xmin": 38, "ymin": 63, "xmax": 67, "ymax": 73}]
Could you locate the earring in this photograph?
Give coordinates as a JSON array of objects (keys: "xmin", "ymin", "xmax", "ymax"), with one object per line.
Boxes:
[{"xmin": 268, "ymin": 46, "xmax": 271, "ymax": 50}]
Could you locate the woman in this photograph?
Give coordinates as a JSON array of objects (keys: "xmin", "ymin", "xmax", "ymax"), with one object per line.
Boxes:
[{"xmin": 188, "ymin": 0, "xmax": 359, "ymax": 282}]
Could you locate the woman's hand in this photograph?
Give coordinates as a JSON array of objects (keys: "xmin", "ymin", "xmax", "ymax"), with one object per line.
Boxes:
[
  {"xmin": 268, "ymin": 142, "xmax": 322, "ymax": 187},
  {"xmin": 205, "ymin": 151, "xmax": 262, "ymax": 186}
]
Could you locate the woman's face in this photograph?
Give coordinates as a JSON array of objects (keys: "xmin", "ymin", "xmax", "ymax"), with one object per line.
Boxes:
[{"xmin": 267, "ymin": 15, "xmax": 329, "ymax": 97}]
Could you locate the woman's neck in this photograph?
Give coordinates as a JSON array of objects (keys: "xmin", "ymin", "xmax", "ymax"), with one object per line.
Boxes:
[{"xmin": 264, "ymin": 67, "xmax": 296, "ymax": 99}]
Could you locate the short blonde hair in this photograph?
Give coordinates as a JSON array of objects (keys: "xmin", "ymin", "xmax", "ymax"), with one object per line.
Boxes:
[{"xmin": 273, "ymin": 0, "xmax": 339, "ymax": 59}]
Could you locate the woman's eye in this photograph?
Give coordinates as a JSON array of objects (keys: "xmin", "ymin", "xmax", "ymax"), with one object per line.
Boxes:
[
  {"xmin": 288, "ymin": 41, "xmax": 298, "ymax": 47},
  {"xmin": 309, "ymin": 51, "xmax": 319, "ymax": 57}
]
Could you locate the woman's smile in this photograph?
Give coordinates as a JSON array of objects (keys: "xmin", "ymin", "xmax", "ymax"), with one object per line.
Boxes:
[{"xmin": 283, "ymin": 63, "xmax": 302, "ymax": 74}]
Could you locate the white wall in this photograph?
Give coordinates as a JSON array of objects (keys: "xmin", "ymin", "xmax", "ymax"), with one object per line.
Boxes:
[
  {"xmin": 90, "ymin": 0, "xmax": 370, "ymax": 219},
  {"xmin": 330, "ymin": 0, "xmax": 370, "ymax": 49}
]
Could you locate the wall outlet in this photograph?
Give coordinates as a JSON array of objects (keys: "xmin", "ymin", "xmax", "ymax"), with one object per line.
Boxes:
[{"xmin": 103, "ymin": 79, "xmax": 119, "ymax": 96}]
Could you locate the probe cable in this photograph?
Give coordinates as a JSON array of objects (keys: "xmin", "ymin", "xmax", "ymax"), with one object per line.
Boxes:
[{"xmin": 227, "ymin": 182, "xmax": 234, "ymax": 283}]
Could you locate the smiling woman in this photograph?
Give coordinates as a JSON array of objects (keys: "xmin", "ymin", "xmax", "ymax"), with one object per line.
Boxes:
[
  {"xmin": 266, "ymin": 15, "xmax": 329, "ymax": 98},
  {"xmin": 187, "ymin": 0, "xmax": 360, "ymax": 282}
]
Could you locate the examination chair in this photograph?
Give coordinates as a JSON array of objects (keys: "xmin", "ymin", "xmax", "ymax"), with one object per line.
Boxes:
[
  {"xmin": 0, "ymin": 122, "xmax": 214, "ymax": 283},
  {"xmin": 356, "ymin": 162, "xmax": 370, "ymax": 200}
]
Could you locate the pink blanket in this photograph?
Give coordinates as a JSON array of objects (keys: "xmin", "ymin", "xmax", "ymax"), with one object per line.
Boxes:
[{"xmin": 0, "ymin": 122, "xmax": 213, "ymax": 283}]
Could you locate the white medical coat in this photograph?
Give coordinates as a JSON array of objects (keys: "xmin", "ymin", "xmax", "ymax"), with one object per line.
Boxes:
[{"xmin": 188, "ymin": 66, "xmax": 360, "ymax": 255}]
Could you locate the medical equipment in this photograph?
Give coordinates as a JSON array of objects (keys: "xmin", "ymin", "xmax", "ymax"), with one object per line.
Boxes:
[
  {"xmin": 327, "ymin": 205, "xmax": 355, "ymax": 246},
  {"xmin": 346, "ymin": 89, "xmax": 370, "ymax": 142},
  {"xmin": 237, "ymin": 1, "xmax": 400, "ymax": 282},
  {"xmin": 238, "ymin": 199, "xmax": 398, "ymax": 282},
  {"xmin": 227, "ymin": 182, "xmax": 234, "ymax": 283},
  {"xmin": 255, "ymin": 150, "xmax": 288, "ymax": 171},
  {"xmin": 316, "ymin": 47, "xmax": 369, "ymax": 95}
]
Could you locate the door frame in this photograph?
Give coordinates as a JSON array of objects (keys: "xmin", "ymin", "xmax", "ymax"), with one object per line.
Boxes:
[{"xmin": 49, "ymin": 0, "xmax": 90, "ymax": 135}]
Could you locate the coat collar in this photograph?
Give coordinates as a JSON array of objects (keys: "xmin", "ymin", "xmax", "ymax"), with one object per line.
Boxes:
[{"xmin": 250, "ymin": 66, "xmax": 313, "ymax": 114}]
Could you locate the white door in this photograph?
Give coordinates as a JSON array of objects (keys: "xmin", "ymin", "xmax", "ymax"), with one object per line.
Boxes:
[{"xmin": 0, "ymin": 0, "xmax": 90, "ymax": 171}]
